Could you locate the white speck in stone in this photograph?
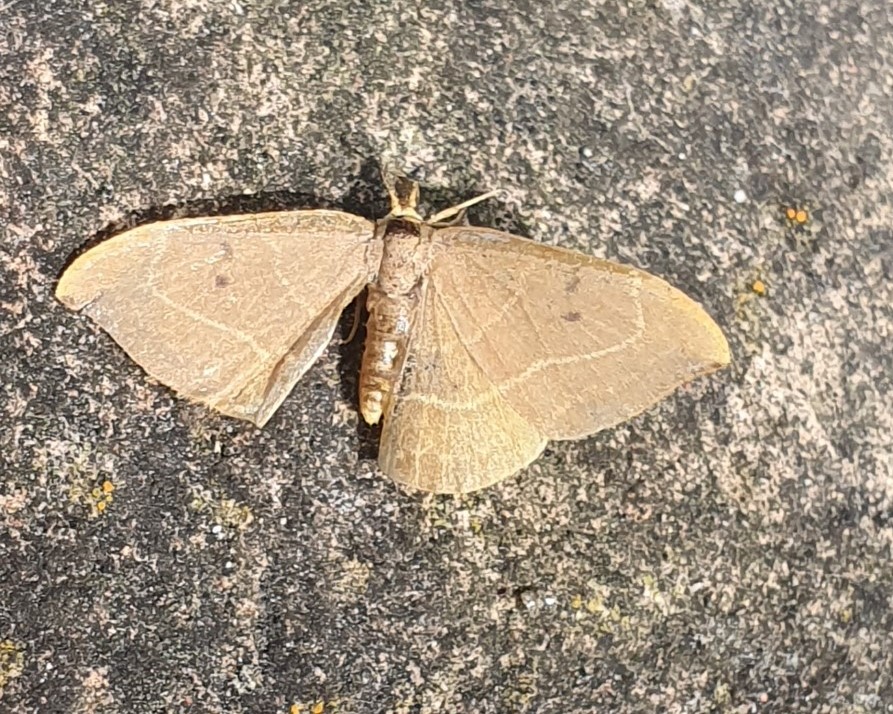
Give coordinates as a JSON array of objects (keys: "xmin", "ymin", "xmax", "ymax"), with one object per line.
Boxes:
[
  {"xmin": 212, "ymin": 524, "xmax": 223, "ymax": 535},
  {"xmin": 734, "ymin": 189, "xmax": 747, "ymax": 203}
]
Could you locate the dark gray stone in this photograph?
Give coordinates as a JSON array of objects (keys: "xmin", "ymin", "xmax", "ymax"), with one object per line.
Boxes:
[{"xmin": 1, "ymin": 0, "xmax": 891, "ymax": 711}]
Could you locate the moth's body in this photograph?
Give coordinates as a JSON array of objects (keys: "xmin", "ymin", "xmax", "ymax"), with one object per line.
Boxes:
[
  {"xmin": 359, "ymin": 216, "xmax": 430, "ymax": 424},
  {"xmin": 56, "ymin": 172, "xmax": 732, "ymax": 494}
]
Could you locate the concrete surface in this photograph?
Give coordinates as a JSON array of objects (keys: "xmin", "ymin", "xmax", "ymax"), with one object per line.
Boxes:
[{"xmin": 1, "ymin": 0, "xmax": 891, "ymax": 712}]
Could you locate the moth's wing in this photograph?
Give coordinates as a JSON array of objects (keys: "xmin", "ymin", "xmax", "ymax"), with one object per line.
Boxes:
[
  {"xmin": 378, "ymin": 281, "xmax": 547, "ymax": 494},
  {"xmin": 429, "ymin": 227, "xmax": 731, "ymax": 440},
  {"xmin": 57, "ymin": 210, "xmax": 380, "ymax": 426}
]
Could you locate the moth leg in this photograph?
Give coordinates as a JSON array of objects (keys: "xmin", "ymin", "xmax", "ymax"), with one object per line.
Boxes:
[{"xmin": 338, "ymin": 293, "xmax": 365, "ymax": 345}]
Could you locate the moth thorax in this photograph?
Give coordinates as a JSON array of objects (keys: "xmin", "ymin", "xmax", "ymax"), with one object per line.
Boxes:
[{"xmin": 377, "ymin": 219, "xmax": 428, "ymax": 295}]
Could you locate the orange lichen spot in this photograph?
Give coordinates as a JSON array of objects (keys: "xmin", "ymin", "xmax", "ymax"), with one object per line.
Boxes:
[
  {"xmin": 311, "ymin": 702, "xmax": 325, "ymax": 714},
  {"xmin": 751, "ymin": 280, "xmax": 766, "ymax": 296},
  {"xmin": 785, "ymin": 206, "xmax": 809, "ymax": 224},
  {"xmin": 90, "ymin": 481, "xmax": 115, "ymax": 516},
  {"xmin": 289, "ymin": 705, "xmax": 302, "ymax": 714}
]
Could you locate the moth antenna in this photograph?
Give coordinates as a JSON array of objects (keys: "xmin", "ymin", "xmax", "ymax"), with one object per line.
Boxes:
[
  {"xmin": 430, "ymin": 207, "xmax": 469, "ymax": 228},
  {"xmin": 428, "ymin": 189, "xmax": 499, "ymax": 225}
]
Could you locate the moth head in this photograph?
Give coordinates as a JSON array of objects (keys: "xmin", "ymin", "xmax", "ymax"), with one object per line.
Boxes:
[{"xmin": 383, "ymin": 172, "xmax": 424, "ymax": 223}]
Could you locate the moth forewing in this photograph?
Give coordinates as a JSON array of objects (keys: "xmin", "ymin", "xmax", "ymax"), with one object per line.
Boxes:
[
  {"xmin": 425, "ymin": 226, "xmax": 730, "ymax": 442},
  {"xmin": 56, "ymin": 210, "xmax": 379, "ymax": 425}
]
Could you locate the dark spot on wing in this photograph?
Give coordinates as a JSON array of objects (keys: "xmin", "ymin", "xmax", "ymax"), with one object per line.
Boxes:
[
  {"xmin": 215, "ymin": 274, "xmax": 232, "ymax": 288},
  {"xmin": 562, "ymin": 311, "xmax": 582, "ymax": 322}
]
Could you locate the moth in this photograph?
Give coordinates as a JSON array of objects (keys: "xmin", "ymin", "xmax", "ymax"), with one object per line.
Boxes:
[{"xmin": 56, "ymin": 174, "xmax": 731, "ymax": 493}]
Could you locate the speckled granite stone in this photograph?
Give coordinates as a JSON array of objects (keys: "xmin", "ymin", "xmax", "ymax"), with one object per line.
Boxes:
[{"xmin": 1, "ymin": 1, "xmax": 891, "ymax": 712}]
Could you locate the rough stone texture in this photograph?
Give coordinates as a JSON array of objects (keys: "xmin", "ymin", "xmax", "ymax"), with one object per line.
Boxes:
[{"xmin": 1, "ymin": 0, "xmax": 891, "ymax": 712}]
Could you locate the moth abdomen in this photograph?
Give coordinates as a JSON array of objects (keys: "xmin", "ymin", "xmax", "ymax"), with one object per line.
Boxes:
[{"xmin": 358, "ymin": 288, "xmax": 417, "ymax": 425}]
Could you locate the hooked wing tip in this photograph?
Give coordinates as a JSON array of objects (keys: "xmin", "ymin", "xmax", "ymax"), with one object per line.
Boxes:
[
  {"xmin": 55, "ymin": 246, "xmax": 113, "ymax": 311},
  {"xmin": 703, "ymin": 319, "xmax": 732, "ymax": 370},
  {"xmin": 672, "ymin": 291, "xmax": 732, "ymax": 371},
  {"xmin": 55, "ymin": 261, "xmax": 97, "ymax": 310}
]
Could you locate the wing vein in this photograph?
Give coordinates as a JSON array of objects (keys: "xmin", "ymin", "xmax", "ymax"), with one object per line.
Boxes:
[
  {"xmin": 150, "ymin": 286, "xmax": 273, "ymax": 361},
  {"xmin": 455, "ymin": 256, "xmax": 524, "ymax": 347}
]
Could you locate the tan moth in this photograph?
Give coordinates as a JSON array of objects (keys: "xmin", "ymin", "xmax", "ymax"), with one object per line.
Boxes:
[{"xmin": 56, "ymin": 174, "xmax": 730, "ymax": 493}]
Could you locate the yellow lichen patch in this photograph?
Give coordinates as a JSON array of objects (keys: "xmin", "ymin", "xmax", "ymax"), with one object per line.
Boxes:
[
  {"xmin": 92, "ymin": 482, "xmax": 114, "ymax": 513},
  {"xmin": 420, "ymin": 495, "xmax": 457, "ymax": 533},
  {"xmin": 751, "ymin": 279, "xmax": 767, "ymax": 296},
  {"xmin": 213, "ymin": 498, "xmax": 254, "ymax": 531},
  {"xmin": 37, "ymin": 441, "xmax": 117, "ymax": 519},
  {"xmin": 713, "ymin": 681, "xmax": 732, "ymax": 706},
  {"xmin": 569, "ymin": 586, "xmax": 629, "ymax": 634},
  {"xmin": 71, "ymin": 477, "xmax": 115, "ymax": 518},
  {"xmin": 182, "ymin": 412, "xmax": 227, "ymax": 455},
  {"xmin": 421, "ymin": 497, "xmax": 491, "ymax": 539},
  {"xmin": 290, "ymin": 701, "xmax": 334, "ymax": 714},
  {"xmin": 641, "ymin": 574, "xmax": 674, "ymax": 616},
  {"xmin": 0, "ymin": 640, "xmax": 24, "ymax": 695},
  {"xmin": 329, "ymin": 556, "xmax": 372, "ymax": 603},
  {"xmin": 585, "ymin": 595, "xmax": 604, "ymax": 614},
  {"xmin": 189, "ymin": 488, "xmax": 253, "ymax": 532}
]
